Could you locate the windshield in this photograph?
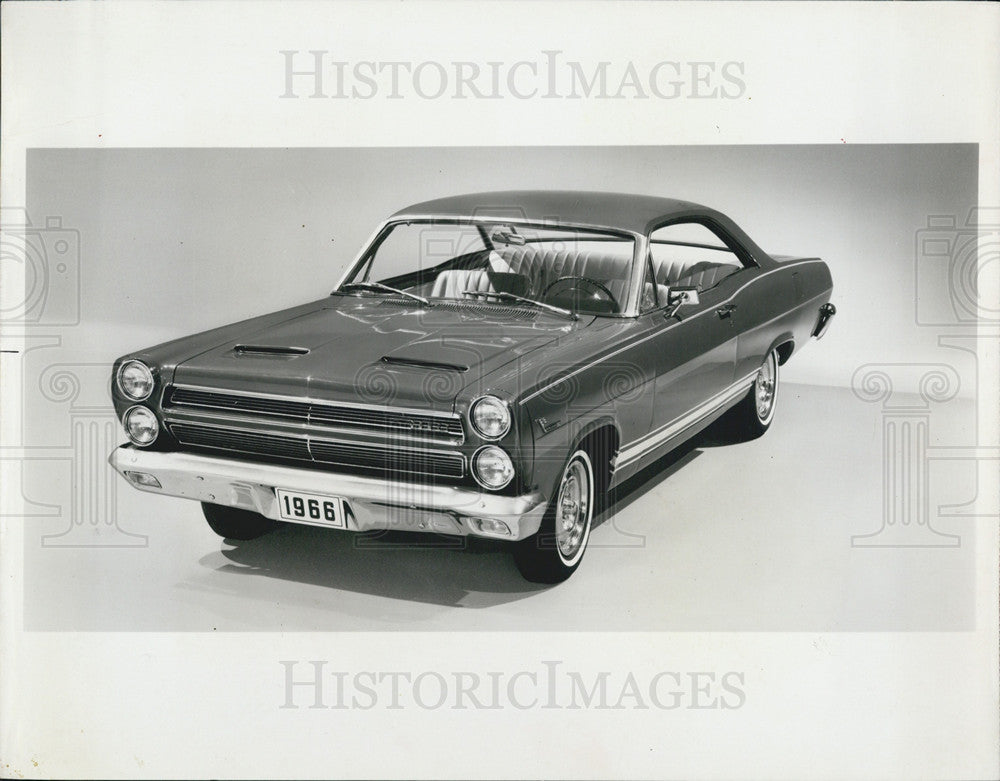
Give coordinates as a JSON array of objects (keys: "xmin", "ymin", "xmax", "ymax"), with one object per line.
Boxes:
[{"xmin": 339, "ymin": 220, "xmax": 636, "ymax": 316}]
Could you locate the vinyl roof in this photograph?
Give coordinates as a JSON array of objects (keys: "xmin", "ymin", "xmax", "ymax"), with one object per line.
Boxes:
[{"xmin": 390, "ymin": 190, "xmax": 720, "ymax": 236}]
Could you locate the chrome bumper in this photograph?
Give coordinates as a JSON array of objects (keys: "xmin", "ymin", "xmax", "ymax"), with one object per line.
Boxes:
[{"xmin": 108, "ymin": 446, "xmax": 548, "ymax": 541}]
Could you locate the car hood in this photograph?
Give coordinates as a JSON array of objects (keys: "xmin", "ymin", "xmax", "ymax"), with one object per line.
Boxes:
[{"xmin": 171, "ymin": 297, "xmax": 583, "ymax": 409}]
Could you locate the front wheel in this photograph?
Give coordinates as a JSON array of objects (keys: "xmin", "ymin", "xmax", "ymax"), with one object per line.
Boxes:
[
  {"xmin": 513, "ymin": 449, "xmax": 595, "ymax": 583},
  {"xmin": 202, "ymin": 503, "xmax": 278, "ymax": 540}
]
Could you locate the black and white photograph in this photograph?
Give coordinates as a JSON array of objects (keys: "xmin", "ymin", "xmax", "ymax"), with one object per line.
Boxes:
[{"xmin": 2, "ymin": 2, "xmax": 998, "ymax": 779}]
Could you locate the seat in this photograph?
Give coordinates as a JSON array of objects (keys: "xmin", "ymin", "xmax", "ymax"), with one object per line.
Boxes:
[
  {"xmin": 651, "ymin": 249, "xmax": 741, "ymax": 291},
  {"xmin": 649, "ymin": 256, "xmax": 696, "ymax": 286},
  {"xmin": 495, "ymin": 245, "xmax": 633, "ymax": 305},
  {"xmin": 428, "ymin": 250, "xmax": 529, "ymax": 299},
  {"xmin": 432, "ymin": 248, "xmax": 740, "ymax": 305},
  {"xmin": 670, "ymin": 261, "xmax": 740, "ymax": 290},
  {"xmin": 429, "ymin": 268, "xmax": 494, "ymax": 299}
]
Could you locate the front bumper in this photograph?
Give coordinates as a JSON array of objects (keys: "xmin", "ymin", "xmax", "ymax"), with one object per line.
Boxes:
[{"xmin": 108, "ymin": 445, "xmax": 548, "ymax": 541}]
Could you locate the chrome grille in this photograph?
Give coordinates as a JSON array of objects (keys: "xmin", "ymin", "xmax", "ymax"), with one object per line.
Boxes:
[
  {"xmin": 169, "ymin": 423, "xmax": 465, "ymax": 479},
  {"xmin": 164, "ymin": 385, "xmax": 464, "ymax": 443},
  {"xmin": 170, "ymin": 424, "xmax": 311, "ymax": 461},
  {"xmin": 309, "ymin": 440, "xmax": 464, "ymax": 477}
]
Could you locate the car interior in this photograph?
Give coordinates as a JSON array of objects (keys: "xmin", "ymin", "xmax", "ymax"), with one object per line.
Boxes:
[
  {"xmin": 426, "ymin": 241, "xmax": 634, "ymax": 314},
  {"xmin": 650, "ymin": 221, "xmax": 744, "ymax": 285},
  {"xmin": 362, "ymin": 221, "xmax": 747, "ymax": 316}
]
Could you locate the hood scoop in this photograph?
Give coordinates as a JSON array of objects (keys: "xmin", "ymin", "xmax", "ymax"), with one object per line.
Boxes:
[
  {"xmin": 232, "ymin": 344, "xmax": 310, "ymax": 358},
  {"xmin": 380, "ymin": 356, "xmax": 469, "ymax": 372}
]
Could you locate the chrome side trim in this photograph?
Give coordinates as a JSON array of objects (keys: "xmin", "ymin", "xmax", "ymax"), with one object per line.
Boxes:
[
  {"xmin": 614, "ymin": 370, "xmax": 757, "ymax": 469},
  {"xmin": 522, "ymin": 263, "xmax": 826, "ymax": 403}
]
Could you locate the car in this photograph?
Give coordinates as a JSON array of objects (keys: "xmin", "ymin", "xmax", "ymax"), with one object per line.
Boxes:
[{"xmin": 108, "ymin": 190, "xmax": 836, "ymax": 583}]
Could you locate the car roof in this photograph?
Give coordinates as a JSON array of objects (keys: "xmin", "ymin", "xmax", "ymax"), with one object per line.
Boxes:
[{"xmin": 389, "ymin": 190, "xmax": 724, "ymax": 236}]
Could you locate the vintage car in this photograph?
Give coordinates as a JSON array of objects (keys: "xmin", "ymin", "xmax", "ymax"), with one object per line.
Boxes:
[{"xmin": 108, "ymin": 191, "xmax": 835, "ymax": 582}]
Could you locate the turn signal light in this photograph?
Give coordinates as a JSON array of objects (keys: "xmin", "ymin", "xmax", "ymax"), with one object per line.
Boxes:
[
  {"xmin": 474, "ymin": 518, "xmax": 511, "ymax": 536},
  {"xmin": 124, "ymin": 470, "xmax": 161, "ymax": 488}
]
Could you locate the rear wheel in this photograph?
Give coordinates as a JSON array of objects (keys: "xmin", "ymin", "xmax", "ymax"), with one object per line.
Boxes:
[
  {"xmin": 202, "ymin": 503, "xmax": 278, "ymax": 540},
  {"xmin": 513, "ymin": 449, "xmax": 595, "ymax": 583},
  {"xmin": 732, "ymin": 349, "xmax": 779, "ymax": 439}
]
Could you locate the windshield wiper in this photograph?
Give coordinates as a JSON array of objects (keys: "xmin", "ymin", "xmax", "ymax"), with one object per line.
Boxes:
[
  {"xmin": 463, "ymin": 290, "xmax": 578, "ymax": 321},
  {"xmin": 340, "ymin": 281, "xmax": 431, "ymax": 307}
]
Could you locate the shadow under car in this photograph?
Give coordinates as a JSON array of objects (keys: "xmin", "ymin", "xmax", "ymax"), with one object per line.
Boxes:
[{"xmin": 201, "ymin": 437, "xmax": 705, "ymax": 607}]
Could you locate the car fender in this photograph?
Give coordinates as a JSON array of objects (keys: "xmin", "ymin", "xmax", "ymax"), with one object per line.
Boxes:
[
  {"xmin": 529, "ymin": 402, "xmax": 619, "ymax": 500},
  {"xmin": 765, "ymin": 331, "xmax": 796, "ymax": 365}
]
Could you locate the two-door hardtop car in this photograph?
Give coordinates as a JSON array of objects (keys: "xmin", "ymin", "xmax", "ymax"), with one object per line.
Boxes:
[{"xmin": 109, "ymin": 191, "xmax": 835, "ymax": 582}]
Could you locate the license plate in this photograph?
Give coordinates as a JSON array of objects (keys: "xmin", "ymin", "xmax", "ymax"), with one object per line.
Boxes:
[{"xmin": 275, "ymin": 489, "xmax": 346, "ymax": 529}]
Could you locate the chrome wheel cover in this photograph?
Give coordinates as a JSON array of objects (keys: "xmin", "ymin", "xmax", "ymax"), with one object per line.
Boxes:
[
  {"xmin": 555, "ymin": 455, "xmax": 592, "ymax": 566},
  {"xmin": 755, "ymin": 352, "xmax": 777, "ymax": 422}
]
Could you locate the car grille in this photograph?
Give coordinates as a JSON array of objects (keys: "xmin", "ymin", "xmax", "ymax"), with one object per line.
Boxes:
[
  {"xmin": 161, "ymin": 385, "xmax": 467, "ymax": 481},
  {"xmin": 170, "ymin": 424, "xmax": 312, "ymax": 461},
  {"xmin": 169, "ymin": 423, "xmax": 465, "ymax": 479},
  {"xmin": 164, "ymin": 385, "xmax": 464, "ymax": 443}
]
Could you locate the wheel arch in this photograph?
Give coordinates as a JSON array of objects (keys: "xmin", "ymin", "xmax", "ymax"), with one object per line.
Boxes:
[
  {"xmin": 570, "ymin": 419, "xmax": 620, "ymax": 495},
  {"xmin": 771, "ymin": 335, "xmax": 795, "ymax": 365}
]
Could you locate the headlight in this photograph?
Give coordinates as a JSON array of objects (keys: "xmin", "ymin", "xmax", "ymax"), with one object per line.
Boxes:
[
  {"xmin": 123, "ymin": 406, "xmax": 160, "ymax": 446},
  {"xmin": 472, "ymin": 445, "xmax": 514, "ymax": 490},
  {"xmin": 117, "ymin": 360, "xmax": 154, "ymax": 401},
  {"xmin": 470, "ymin": 395, "xmax": 511, "ymax": 439}
]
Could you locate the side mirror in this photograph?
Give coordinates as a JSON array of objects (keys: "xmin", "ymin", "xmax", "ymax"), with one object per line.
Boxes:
[
  {"xmin": 665, "ymin": 285, "xmax": 700, "ymax": 319},
  {"xmin": 668, "ymin": 286, "xmax": 700, "ymax": 306}
]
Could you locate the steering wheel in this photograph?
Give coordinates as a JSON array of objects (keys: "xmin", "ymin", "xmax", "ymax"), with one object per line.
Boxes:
[{"xmin": 542, "ymin": 276, "xmax": 619, "ymax": 311}]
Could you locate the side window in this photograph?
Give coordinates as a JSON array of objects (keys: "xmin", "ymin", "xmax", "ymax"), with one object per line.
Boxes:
[{"xmin": 648, "ymin": 221, "xmax": 743, "ymax": 292}]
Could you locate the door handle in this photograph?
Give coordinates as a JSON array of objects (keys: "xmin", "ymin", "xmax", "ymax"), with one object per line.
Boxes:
[{"xmin": 716, "ymin": 303, "xmax": 737, "ymax": 319}]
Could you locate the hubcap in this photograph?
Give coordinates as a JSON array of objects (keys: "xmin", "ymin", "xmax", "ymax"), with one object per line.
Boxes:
[
  {"xmin": 555, "ymin": 459, "xmax": 590, "ymax": 562},
  {"xmin": 755, "ymin": 353, "xmax": 776, "ymax": 420}
]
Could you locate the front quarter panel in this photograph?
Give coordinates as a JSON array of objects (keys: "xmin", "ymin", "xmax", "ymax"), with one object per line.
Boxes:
[{"xmin": 490, "ymin": 318, "xmax": 657, "ymax": 499}]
